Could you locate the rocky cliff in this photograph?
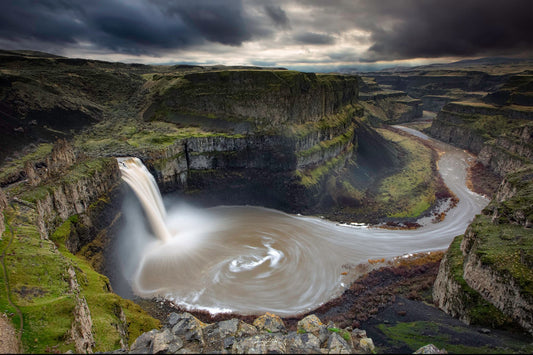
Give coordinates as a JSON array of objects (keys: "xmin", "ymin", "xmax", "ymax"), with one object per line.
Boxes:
[
  {"xmin": 429, "ymin": 75, "xmax": 533, "ymax": 177},
  {"xmin": 0, "ymin": 51, "xmax": 153, "ymax": 164},
  {"xmin": 357, "ymin": 77, "xmax": 422, "ymax": 124},
  {"xmin": 131, "ymin": 70, "xmax": 387, "ymax": 214},
  {"xmin": 359, "ymin": 58, "xmax": 533, "ymax": 113},
  {"xmin": 433, "ymin": 165, "xmax": 533, "ymax": 335},
  {"xmin": 0, "ymin": 139, "xmax": 159, "ymax": 353},
  {"xmin": 145, "ymin": 70, "xmax": 358, "ymax": 126},
  {"xmin": 0, "ymin": 187, "xmax": 7, "ymax": 238}
]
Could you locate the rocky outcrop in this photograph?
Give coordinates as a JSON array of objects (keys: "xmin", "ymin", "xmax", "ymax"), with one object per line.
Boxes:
[
  {"xmin": 34, "ymin": 157, "xmax": 121, "ymax": 251},
  {"xmin": 434, "ymin": 166, "xmax": 533, "ymax": 334},
  {"xmin": 24, "ymin": 139, "xmax": 77, "ymax": 186},
  {"xmin": 357, "ymin": 76, "xmax": 422, "ymax": 123},
  {"xmin": 124, "ymin": 312, "xmax": 376, "ymax": 354},
  {"xmin": 3, "ymin": 139, "xmax": 122, "ymax": 252},
  {"xmin": 68, "ymin": 265, "xmax": 95, "ymax": 354},
  {"xmin": 366, "ymin": 70, "xmax": 509, "ymax": 113}
]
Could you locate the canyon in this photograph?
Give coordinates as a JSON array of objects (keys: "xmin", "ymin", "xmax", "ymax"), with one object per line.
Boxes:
[{"xmin": 0, "ymin": 51, "xmax": 532, "ymax": 353}]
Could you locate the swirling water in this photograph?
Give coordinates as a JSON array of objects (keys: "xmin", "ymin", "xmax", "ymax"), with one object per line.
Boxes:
[{"xmin": 116, "ymin": 130, "xmax": 489, "ymax": 316}]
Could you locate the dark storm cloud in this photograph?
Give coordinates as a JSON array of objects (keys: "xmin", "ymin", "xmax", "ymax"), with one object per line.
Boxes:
[
  {"xmin": 296, "ymin": 0, "xmax": 533, "ymax": 61},
  {"xmin": 151, "ymin": 0, "xmax": 255, "ymax": 46},
  {"xmin": 361, "ymin": 0, "xmax": 533, "ymax": 61},
  {"xmin": 294, "ymin": 32, "xmax": 335, "ymax": 45},
  {"xmin": 264, "ymin": 5, "xmax": 290, "ymax": 29},
  {"xmin": 0, "ymin": 0, "xmax": 263, "ymax": 54},
  {"xmin": 0, "ymin": 0, "xmax": 530, "ymax": 64}
]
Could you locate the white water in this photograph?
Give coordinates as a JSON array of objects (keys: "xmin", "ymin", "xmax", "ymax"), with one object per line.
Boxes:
[
  {"xmin": 118, "ymin": 157, "xmax": 171, "ymax": 242},
  {"xmin": 115, "ymin": 131, "xmax": 489, "ymax": 316}
]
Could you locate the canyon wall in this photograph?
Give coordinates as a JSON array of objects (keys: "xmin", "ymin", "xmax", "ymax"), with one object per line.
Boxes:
[
  {"xmin": 367, "ymin": 70, "xmax": 509, "ymax": 113},
  {"xmin": 356, "ymin": 77, "xmax": 422, "ymax": 124},
  {"xmin": 429, "ymin": 75, "xmax": 533, "ymax": 177},
  {"xmin": 147, "ymin": 70, "xmax": 358, "ymax": 125},
  {"xmin": 431, "ymin": 75, "xmax": 533, "ymax": 334},
  {"xmin": 433, "ymin": 166, "xmax": 533, "ymax": 334},
  {"xmin": 138, "ymin": 70, "xmax": 385, "ymax": 213}
]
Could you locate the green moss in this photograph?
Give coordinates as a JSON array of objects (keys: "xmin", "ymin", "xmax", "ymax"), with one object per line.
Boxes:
[
  {"xmin": 446, "ymin": 235, "xmax": 516, "ymax": 327},
  {"xmin": 296, "ymin": 143, "xmax": 354, "ymax": 188},
  {"xmin": 0, "ymin": 143, "xmax": 53, "ymax": 184},
  {"xmin": 467, "ymin": 215, "xmax": 533, "ymax": 295},
  {"xmin": 376, "ymin": 129, "xmax": 436, "ymax": 218},
  {"xmin": 0, "ymin": 200, "xmax": 159, "ymax": 353},
  {"xmin": 297, "ymin": 124, "xmax": 355, "ymax": 159},
  {"xmin": 376, "ymin": 321, "xmax": 531, "ymax": 354}
]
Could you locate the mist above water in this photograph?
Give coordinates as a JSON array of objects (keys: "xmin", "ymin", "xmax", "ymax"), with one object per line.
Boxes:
[{"xmin": 116, "ymin": 138, "xmax": 488, "ymax": 316}]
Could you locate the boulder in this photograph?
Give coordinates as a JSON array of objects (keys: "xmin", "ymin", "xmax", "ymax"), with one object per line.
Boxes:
[{"xmin": 253, "ymin": 312, "xmax": 286, "ymax": 333}]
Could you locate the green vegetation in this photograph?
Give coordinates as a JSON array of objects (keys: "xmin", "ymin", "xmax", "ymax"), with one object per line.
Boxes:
[
  {"xmin": 0, "ymin": 143, "xmax": 53, "ymax": 184},
  {"xmin": 467, "ymin": 215, "xmax": 533, "ymax": 295},
  {"xmin": 296, "ymin": 144, "xmax": 354, "ymax": 189},
  {"xmin": 375, "ymin": 128, "xmax": 437, "ymax": 218},
  {"xmin": 327, "ymin": 327, "xmax": 352, "ymax": 342},
  {"xmin": 377, "ymin": 321, "xmax": 533, "ymax": 354},
  {"xmin": 11, "ymin": 157, "xmax": 115, "ymax": 204},
  {"xmin": 0, "ymin": 202, "xmax": 159, "ymax": 354},
  {"xmin": 446, "ymin": 235, "xmax": 516, "ymax": 327}
]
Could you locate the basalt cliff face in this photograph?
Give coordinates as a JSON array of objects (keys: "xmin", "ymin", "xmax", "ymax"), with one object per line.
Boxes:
[
  {"xmin": 359, "ymin": 58, "xmax": 533, "ymax": 113},
  {"xmin": 147, "ymin": 70, "xmax": 359, "ymax": 125},
  {"xmin": 356, "ymin": 76, "xmax": 422, "ymax": 124},
  {"xmin": 429, "ymin": 75, "xmax": 533, "ymax": 177},
  {"xmin": 136, "ymin": 70, "xmax": 400, "ymax": 214},
  {"xmin": 433, "ymin": 166, "xmax": 533, "ymax": 334},
  {"xmin": 431, "ymin": 74, "xmax": 533, "ymax": 335}
]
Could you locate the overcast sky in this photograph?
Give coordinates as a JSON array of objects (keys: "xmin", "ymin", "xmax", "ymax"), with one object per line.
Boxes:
[{"xmin": 0, "ymin": 0, "xmax": 531, "ymax": 71}]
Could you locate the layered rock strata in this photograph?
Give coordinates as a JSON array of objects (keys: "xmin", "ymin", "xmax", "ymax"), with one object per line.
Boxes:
[
  {"xmin": 429, "ymin": 75, "xmax": 533, "ymax": 177},
  {"xmin": 357, "ymin": 76, "xmax": 422, "ymax": 124},
  {"xmin": 138, "ymin": 70, "xmax": 374, "ymax": 212},
  {"xmin": 434, "ymin": 166, "xmax": 533, "ymax": 334}
]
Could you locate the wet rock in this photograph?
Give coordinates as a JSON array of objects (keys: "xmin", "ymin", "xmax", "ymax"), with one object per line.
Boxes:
[
  {"xmin": 317, "ymin": 325, "xmax": 330, "ymax": 345},
  {"xmin": 127, "ymin": 313, "xmax": 375, "ymax": 354},
  {"xmin": 218, "ymin": 318, "xmax": 240, "ymax": 337},
  {"xmin": 414, "ymin": 343, "xmax": 448, "ymax": 354},
  {"xmin": 236, "ymin": 321, "xmax": 259, "ymax": 338},
  {"xmin": 167, "ymin": 312, "xmax": 181, "ymax": 327},
  {"xmin": 202, "ymin": 323, "xmax": 223, "ymax": 352},
  {"xmin": 253, "ymin": 312, "xmax": 286, "ymax": 333}
]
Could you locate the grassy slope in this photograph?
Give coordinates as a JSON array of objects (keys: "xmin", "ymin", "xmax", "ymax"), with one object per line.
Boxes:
[{"xmin": 0, "ymin": 160, "xmax": 160, "ymax": 353}]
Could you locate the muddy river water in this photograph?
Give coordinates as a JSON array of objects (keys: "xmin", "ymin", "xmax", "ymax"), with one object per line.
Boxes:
[{"xmin": 115, "ymin": 127, "xmax": 489, "ymax": 316}]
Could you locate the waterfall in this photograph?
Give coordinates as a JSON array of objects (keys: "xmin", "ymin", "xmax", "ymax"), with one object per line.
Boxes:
[{"xmin": 117, "ymin": 157, "xmax": 171, "ymax": 242}]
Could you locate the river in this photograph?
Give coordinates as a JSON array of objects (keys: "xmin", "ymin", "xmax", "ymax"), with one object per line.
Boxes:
[{"xmin": 115, "ymin": 127, "xmax": 489, "ymax": 316}]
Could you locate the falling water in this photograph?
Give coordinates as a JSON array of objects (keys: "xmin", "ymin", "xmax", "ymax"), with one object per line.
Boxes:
[
  {"xmin": 117, "ymin": 157, "xmax": 171, "ymax": 242},
  {"xmin": 115, "ymin": 143, "xmax": 489, "ymax": 316}
]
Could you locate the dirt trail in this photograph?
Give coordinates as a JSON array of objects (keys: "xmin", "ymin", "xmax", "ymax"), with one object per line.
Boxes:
[{"xmin": 0, "ymin": 313, "xmax": 19, "ymax": 354}]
